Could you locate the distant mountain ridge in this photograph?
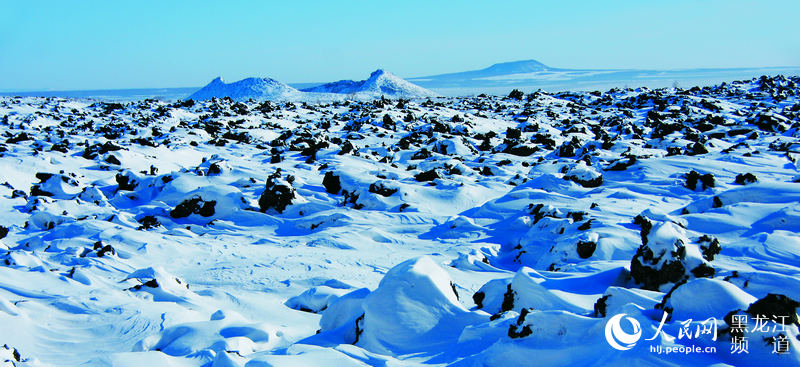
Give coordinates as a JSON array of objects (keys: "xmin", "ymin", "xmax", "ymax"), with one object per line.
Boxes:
[
  {"xmin": 410, "ymin": 59, "xmax": 552, "ymax": 81},
  {"xmin": 406, "ymin": 59, "xmax": 800, "ymax": 95}
]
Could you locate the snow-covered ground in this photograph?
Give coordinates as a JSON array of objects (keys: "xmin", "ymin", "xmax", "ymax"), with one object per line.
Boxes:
[{"xmin": 0, "ymin": 75, "xmax": 799, "ymax": 366}]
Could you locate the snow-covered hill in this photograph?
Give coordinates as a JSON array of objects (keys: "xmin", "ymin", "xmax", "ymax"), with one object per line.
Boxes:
[
  {"xmin": 301, "ymin": 69, "xmax": 438, "ymax": 98},
  {"xmin": 0, "ymin": 75, "xmax": 799, "ymax": 366},
  {"xmin": 189, "ymin": 70, "xmax": 436, "ymax": 101},
  {"xmin": 188, "ymin": 76, "xmax": 304, "ymax": 101}
]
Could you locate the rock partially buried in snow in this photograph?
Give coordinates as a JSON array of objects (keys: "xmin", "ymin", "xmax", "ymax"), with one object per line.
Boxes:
[
  {"xmin": 563, "ymin": 162, "xmax": 603, "ymax": 188},
  {"xmin": 664, "ymin": 278, "xmax": 757, "ymax": 320},
  {"xmin": 258, "ymin": 171, "xmax": 296, "ymax": 213},
  {"xmin": 285, "ymin": 286, "xmax": 351, "ymax": 313},
  {"xmin": 170, "ymin": 196, "xmax": 216, "ymax": 218},
  {"xmin": 123, "ymin": 267, "xmax": 197, "ymax": 304},
  {"xmin": 746, "ymin": 293, "xmax": 800, "ymax": 326},
  {"xmin": 475, "ymin": 268, "xmax": 588, "ymax": 317},
  {"xmin": 630, "ymin": 214, "xmax": 714, "ymax": 291},
  {"xmin": 318, "ymin": 287, "xmax": 371, "ymax": 343},
  {"xmin": 30, "ymin": 172, "xmax": 81, "ymax": 199},
  {"xmin": 358, "ymin": 256, "xmax": 484, "ymax": 354},
  {"xmin": 134, "ymin": 310, "xmax": 271, "ymax": 360},
  {"xmin": 28, "ymin": 211, "xmax": 73, "ymax": 230}
]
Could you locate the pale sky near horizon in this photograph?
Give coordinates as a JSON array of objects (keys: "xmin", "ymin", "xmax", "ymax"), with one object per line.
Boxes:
[{"xmin": 1, "ymin": 0, "xmax": 798, "ymax": 91}]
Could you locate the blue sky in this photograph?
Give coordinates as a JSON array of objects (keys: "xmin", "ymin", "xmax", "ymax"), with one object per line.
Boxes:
[{"xmin": 1, "ymin": 0, "xmax": 798, "ymax": 91}]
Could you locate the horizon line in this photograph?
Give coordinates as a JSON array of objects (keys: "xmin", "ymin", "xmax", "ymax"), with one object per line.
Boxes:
[{"xmin": 2, "ymin": 63, "xmax": 800, "ymax": 94}]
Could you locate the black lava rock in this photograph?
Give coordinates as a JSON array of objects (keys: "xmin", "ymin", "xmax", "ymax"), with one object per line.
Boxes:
[
  {"xmin": 508, "ymin": 308, "xmax": 533, "ymax": 339},
  {"xmin": 698, "ymin": 235, "xmax": 721, "ymax": 261},
  {"xmin": 94, "ymin": 242, "xmax": 116, "ymax": 257},
  {"xmin": 368, "ymin": 182, "xmax": 397, "ymax": 197},
  {"xmin": 473, "ymin": 291, "xmax": 485, "ymax": 309},
  {"xmin": 501, "ymin": 284, "xmax": 516, "ymax": 313},
  {"xmin": 411, "ymin": 148, "xmax": 432, "ymax": 160},
  {"xmin": 105, "ymin": 155, "xmax": 121, "ymax": 165},
  {"xmin": 565, "ymin": 174, "xmax": 603, "ymax": 188},
  {"xmin": 687, "ymin": 142, "xmax": 709, "ymax": 156},
  {"xmin": 414, "ymin": 169, "xmax": 440, "ymax": 182},
  {"xmin": 734, "ymin": 173, "xmax": 758, "ymax": 185},
  {"xmin": 506, "ymin": 127, "xmax": 522, "ymax": 140},
  {"xmin": 605, "ymin": 157, "xmax": 637, "ymax": 171},
  {"xmin": 576, "ymin": 240, "xmax": 597, "ymax": 259},
  {"xmin": 685, "ymin": 170, "xmax": 715, "ymax": 191},
  {"xmin": 594, "ymin": 295, "xmax": 610, "ymax": 317},
  {"xmin": 137, "ymin": 215, "xmax": 162, "ymax": 230},
  {"xmin": 503, "ymin": 144, "xmax": 538, "ymax": 157},
  {"xmin": 746, "ymin": 294, "xmax": 800, "ymax": 326},
  {"xmin": 259, "ymin": 172, "xmax": 295, "ymax": 213},
  {"xmin": 170, "ymin": 196, "xmax": 217, "ymax": 218},
  {"xmin": 508, "ymin": 89, "xmax": 524, "ymax": 101},
  {"xmin": 115, "ymin": 172, "xmax": 138, "ymax": 191},
  {"xmin": 557, "ymin": 140, "xmax": 580, "ymax": 157},
  {"xmin": 322, "ymin": 172, "xmax": 341, "ymax": 194},
  {"xmin": 631, "ymin": 248, "xmax": 687, "ymax": 291}
]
